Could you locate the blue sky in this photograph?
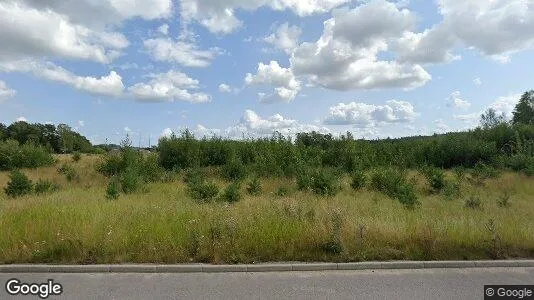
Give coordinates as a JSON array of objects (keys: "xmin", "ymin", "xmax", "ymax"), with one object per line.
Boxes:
[{"xmin": 1, "ymin": 0, "xmax": 533, "ymax": 146}]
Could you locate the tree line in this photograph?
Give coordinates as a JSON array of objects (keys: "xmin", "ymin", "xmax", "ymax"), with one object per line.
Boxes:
[{"xmin": 0, "ymin": 121, "xmax": 92, "ymax": 153}]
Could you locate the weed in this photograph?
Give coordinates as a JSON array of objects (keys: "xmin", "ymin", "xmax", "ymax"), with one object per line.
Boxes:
[
  {"xmin": 465, "ymin": 195, "xmax": 483, "ymax": 210},
  {"xmin": 106, "ymin": 178, "xmax": 120, "ymax": 200}
]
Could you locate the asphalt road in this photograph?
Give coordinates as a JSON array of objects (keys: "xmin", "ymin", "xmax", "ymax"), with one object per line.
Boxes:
[{"xmin": 1, "ymin": 267, "xmax": 533, "ymax": 299}]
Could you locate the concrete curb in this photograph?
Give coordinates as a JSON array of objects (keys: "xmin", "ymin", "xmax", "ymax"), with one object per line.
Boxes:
[{"xmin": 1, "ymin": 261, "xmax": 533, "ymax": 274}]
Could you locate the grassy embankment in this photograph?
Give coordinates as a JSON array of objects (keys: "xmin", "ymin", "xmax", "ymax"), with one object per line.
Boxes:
[{"xmin": 0, "ymin": 154, "xmax": 533, "ymax": 264}]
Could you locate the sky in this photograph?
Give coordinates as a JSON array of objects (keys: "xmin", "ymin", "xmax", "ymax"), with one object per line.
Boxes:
[{"xmin": 0, "ymin": 0, "xmax": 533, "ymax": 146}]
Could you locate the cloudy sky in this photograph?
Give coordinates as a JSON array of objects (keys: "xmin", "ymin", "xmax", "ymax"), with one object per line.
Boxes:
[{"xmin": 1, "ymin": 0, "xmax": 533, "ymax": 145}]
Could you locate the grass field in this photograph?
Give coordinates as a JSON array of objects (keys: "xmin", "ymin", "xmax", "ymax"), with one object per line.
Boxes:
[{"xmin": 1, "ymin": 154, "xmax": 533, "ymax": 264}]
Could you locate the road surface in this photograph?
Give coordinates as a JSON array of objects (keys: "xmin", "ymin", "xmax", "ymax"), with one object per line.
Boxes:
[{"xmin": 1, "ymin": 267, "xmax": 533, "ymax": 299}]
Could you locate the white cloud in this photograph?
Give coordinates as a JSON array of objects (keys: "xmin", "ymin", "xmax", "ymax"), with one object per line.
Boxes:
[
  {"xmin": 16, "ymin": 116, "xmax": 28, "ymax": 122},
  {"xmin": 446, "ymin": 91, "xmax": 471, "ymax": 109},
  {"xmin": 226, "ymin": 110, "xmax": 330, "ymax": 138},
  {"xmin": 129, "ymin": 70, "xmax": 211, "ymax": 103},
  {"xmin": 0, "ymin": 80, "xmax": 16, "ymax": 102},
  {"xmin": 324, "ymin": 100, "xmax": 418, "ymax": 127},
  {"xmin": 161, "ymin": 128, "xmax": 174, "ymax": 138},
  {"xmin": 124, "ymin": 127, "xmax": 132, "ymax": 133},
  {"xmin": 179, "ymin": 0, "xmax": 351, "ymax": 35},
  {"xmin": 245, "ymin": 61, "xmax": 301, "ymax": 102},
  {"xmin": 264, "ymin": 23, "xmax": 302, "ymax": 54},
  {"xmin": 157, "ymin": 24, "xmax": 169, "ymax": 35},
  {"xmin": 144, "ymin": 38, "xmax": 222, "ymax": 68},
  {"xmin": 78, "ymin": 120, "xmax": 85, "ymax": 127},
  {"xmin": 290, "ymin": 1, "xmax": 431, "ymax": 91},
  {"xmin": 0, "ymin": 1, "xmax": 130, "ymax": 64},
  {"xmin": 415, "ymin": 0, "xmax": 534, "ymax": 63},
  {"xmin": 108, "ymin": 0, "xmax": 172, "ymax": 20},
  {"xmin": 0, "ymin": 60, "xmax": 124, "ymax": 97},
  {"xmin": 219, "ymin": 83, "xmax": 239, "ymax": 94},
  {"xmin": 454, "ymin": 93, "xmax": 522, "ymax": 125},
  {"xmin": 473, "ymin": 77, "xmax": 482, "ymax": 85}
]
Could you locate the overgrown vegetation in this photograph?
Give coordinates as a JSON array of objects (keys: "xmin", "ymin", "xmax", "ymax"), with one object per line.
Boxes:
[{"xmin": 4, "ymin": 170, "xmax": 33, "ymax": 197}]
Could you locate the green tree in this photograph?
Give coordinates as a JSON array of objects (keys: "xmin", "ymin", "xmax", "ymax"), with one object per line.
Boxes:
[
  {"xmin": 480, "ymin": 108, "xmax": 506, "ymax": 129},
  {"xmin": 512, "ymin": 91, "xmax": 534, "ymax": 125}
]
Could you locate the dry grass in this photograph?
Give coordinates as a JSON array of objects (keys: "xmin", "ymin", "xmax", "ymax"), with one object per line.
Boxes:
[{"xmin": 0, "ymin": 155, "xmax": 533, "ymax": 264}]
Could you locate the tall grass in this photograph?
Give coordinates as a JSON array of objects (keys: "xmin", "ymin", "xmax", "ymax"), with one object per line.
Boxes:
[{"xmin": 1, "ymin": 156, "xmax": 533, "ymax": 264}]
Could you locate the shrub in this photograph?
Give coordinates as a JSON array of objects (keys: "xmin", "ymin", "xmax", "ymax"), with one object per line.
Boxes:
[
  {"xmin": 350, "ymin": 171, "xmax": 366, "ymax": 190},
  {"xmin": 188, "ymin": 180, "xmax": 219, "ymax": 202},
  {"xmin": 422, "ymin": 167, "xmax": 446, "ymax": 193},
  {"xmin": 222, "ymin": 158, "xmax": 247, "ymax": 181},
  {"xmin": 220, "ymin": 182, "xmax": 242, "ymax": 203},
  {"xmin": 72, "ymin": 152, "xmax": 82, "ymax": 162},
  {"xmin": 139, "ymin": 154, "xmax": 164, "ymax": 183},
  {"xmin": 246, "ymin": 177, "xmax": 262, "ymax": 196},
  {"xmin": 0, "ymin": 140, "xmax": 54, "ymax": 171},
  {"xmin": 183, "ymin": 168, "xmax": 207, "ymax": 185},
  {"xmin": 106, "ymin": 178, "xmax": 120, "ymax": 200},
  {"xmin": 4, "ymin": 170, "xmax": 33, "ymax": 197},
  {"xmin": 370, "ymin": 168, "xmax": 419, "ymax": 208},
  {"xmin": 465, "ymin": 196, "xmax": 483, "ymax": 209},
  {"xmin": 296, "ymin": 168, "xmax": 313, "ymax": 191},
  {"xmin": 57, "ymin": 164, "xmax": 79, "ymax": 182},
  {"xmin": 311, "ymin": 169, "xmax": 341, "ymax": 196},
  {"xmin": 472, "ymin": 162, "xmax": 500, "ymax": 179},
  {"xmin": 97, "ymin": 153, "xmax": 123, "ymax": 177},
  {"xmin": 34, "ymin": 179, "xmax": 59, "ymax": 194},
  {"xmin": 443, "ymin": 181, "xmax": 461, "ymax": 199},
  {"xmin": 120, "ymin": 168, "xmax": 141, "ymax": 194}
]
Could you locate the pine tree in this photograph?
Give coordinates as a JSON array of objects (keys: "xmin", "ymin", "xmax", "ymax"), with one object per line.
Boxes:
[{"xmin": 512, "ymin": 91, "xmax": 534, "ymax": 125}]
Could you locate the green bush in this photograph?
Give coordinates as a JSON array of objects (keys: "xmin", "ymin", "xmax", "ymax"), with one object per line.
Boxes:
[
  {"xmin": 72, "ymin": 152, "xmax": 82, "ymax": 162},
  {"xmin": 183, "ymin": 168, "xmax": 207, "ymax": 185},
  {"xmin": 246, "ymin": 177, "xmax": 262, "ymax": 196},
  {"xmin": 350, "ymin": 171, "xmax": 366, "ymax": 190},
  {"xmin": 220, "ymin": 182, "xmax": 242, "ymax": 203},
  {"xmin": 106, "ymin": 178, "xmax": 120, "ymax": 200},
  {"xmin": 188, "ymin": 180, "xmax": 219, "ymax": 202},
  {"xmin": 4, "ymin": 170, "xmax": 33, "ymax": 197},
  {"xmin": 0, "ymin": 140, "xmax": 54, "ymax": 171},
  {"xmin": 422, "ymin": 167, "xmax": 446, "ymax": 193},
  {"xmin": 296, "ymin": 168, "xmax": 313, "ymax": 191},
  {"xmin": 311, "ymin": 169, "xmax": 341, "ymax": 196},
  {"xmin": 222, "ymin": 158, "xmax": 247, "ymax": 181},
  {"xmin": 443, "ymin": 181, "xmax": 461, "ymax": 199},
  {"xmin": 370, "ymin": 168, "xmax": 419, "ymax": 208},
  {"xmin": 57, "ymin": 163, "xmax": 79, "ymax": 182},
  {"xmin": 120, "ymin": 168, "xmax": 141, "ymax": 194},
  {"xmin": 34, "ymin": 179, "xmax": 59, "ymax": 194}
]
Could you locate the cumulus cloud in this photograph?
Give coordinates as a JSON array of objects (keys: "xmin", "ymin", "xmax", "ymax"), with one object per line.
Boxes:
[
  {"xmin": 0, "ymin": 1, "xmax": 130, "ymax": 64},
  {"xmin": 179, "ymin": 0, "xmax": 351, "ymax": 35},
  {"xmin": 290, "ymin": 1, "xmax": 431, "ymax": 91},
  {"xmin": 245, "ymin": 61, "xmax": 301, "ymax": 102},
  {"xmin": 454, "ymin": 93, "xmax": 522, "ymax": 125},
  {"xmin": 144, "ymin": 38, "xmax": 222, "ymax": 67},
  {"xmin": 408, "ymin": 0, "xmax": 534, "ymax": 63},
  {"xmin": 129, "ymin": 70, "xmax": 211, "ymax": 103},
  {"xmin": 16, "ymin": 116, "xmax": 28, "ymax": 122},
  {"xmin": 0, "ymin": 80, "xmax": 16, "ymax": 102},
  {"xmin": 218, "ymin": 83, "xmax": 239, "ymax": 93},
  {"xmin": 324, "ymin": 100, "xmax": 419, "ymax": 127},
  {"xmin": 446, "ymin": 91, "xmax": 471, "ymax": 109},
  {"xmin": 264, "ymin": 23, "xmax": 302, "ymax": 54},
  {"xmin": 0, "ymin": 60, "xmax": 124, "ymax": 97},
  {"xmin": 473, "ymin": 77, "xmax": 482, "ymax": 86}
]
